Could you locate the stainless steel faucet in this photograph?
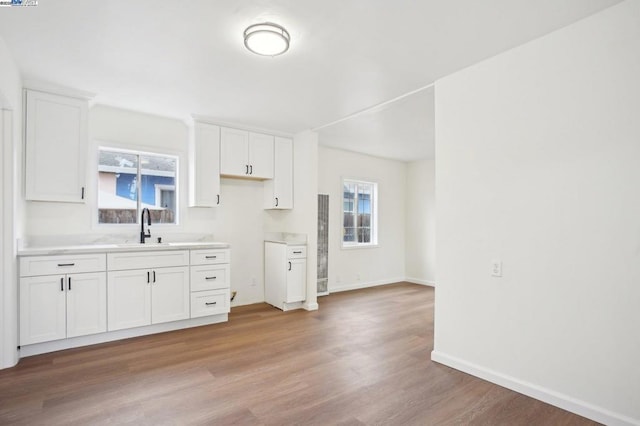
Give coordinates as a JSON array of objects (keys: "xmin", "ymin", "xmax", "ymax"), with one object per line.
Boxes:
[{"xmin": 140, "ymin": 207, "xmax": 151, "ymax": 243}]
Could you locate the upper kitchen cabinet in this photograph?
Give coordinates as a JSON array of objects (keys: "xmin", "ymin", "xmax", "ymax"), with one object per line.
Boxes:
[
  {"xmin": 189, "ymin": 121, "xmax": 221, "ymax": 207},
  {"xmin": 24, "ymin": 89, "xmax": 89, "ymax": 203},
  {"xmin": 264, "ymin": 137, "xmax": 293, "ymax": 209},
  {"xmin": 220, "ymin": 127, "xmax": 274, "ymax": 179}
]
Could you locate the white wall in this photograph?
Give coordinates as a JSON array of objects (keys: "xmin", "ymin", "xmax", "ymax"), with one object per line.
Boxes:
[
  {"xmin": 317, "ymin": 146, "xmax": 407, "ymax": 292},
  {"xmin": 433, "ymin": 1, "xmax": 640, "ymax": 424},
  {"xmin": 264, "ymin": 130, "xmax": 319, "ymax": 310},
  {"xmin": 0, "ymin": 35, "xmax": 23, "ymax": 368},
  {"xmin": 405, "ymin": 159, "xmax": 435, "ymax": 285}
]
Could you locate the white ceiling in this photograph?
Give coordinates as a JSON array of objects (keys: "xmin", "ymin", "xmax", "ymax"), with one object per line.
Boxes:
[{"xmin": 0, "ymin": 0, "xmax": 621, "ymax": 161}]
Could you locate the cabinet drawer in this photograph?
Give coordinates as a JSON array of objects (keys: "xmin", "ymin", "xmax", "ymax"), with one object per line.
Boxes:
[
  {"xmin": 20, "ymin": 254, "xmax": 106, "ymax": 277},
  {"xmin": 107, "ymin": 250, "xmax": 189, "ymax": 271},
  {"xmin": 191, "ymin": 264, "xmax": 230, "ymax": 292},
  {"xmin": 190, "ymin": 249, "xmax": 230, "ymax": 265},
  {"xmin": 191, "ymin": 289, "xmax": 230, "ymax": 318},
  {"xmin": 287, "ymin": 246, "xmax": 306, "ymax": 259}
]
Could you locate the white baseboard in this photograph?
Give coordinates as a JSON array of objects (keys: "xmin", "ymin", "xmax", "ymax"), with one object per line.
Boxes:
[
  {"xmin": 303, "ymin": 302, "xmax": 319, "ymax": 311},
  {"xmin": 405, "ymin": 277, "xmax": 435, "ymax": 287},
  {"xmin": 329, "ymin": 277, "xmax": 405, "ymax": 293},
  {"xmin": 330, "ymin": 277, "xmax": 434, "ymax": 293},
  {"xmin": 431, "ymin": 350, "xmax": 639, "ymax": 426}
]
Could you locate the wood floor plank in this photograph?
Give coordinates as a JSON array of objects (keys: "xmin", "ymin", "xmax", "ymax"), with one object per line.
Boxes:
[{"xmin": 0, "ymin": 283, "xmax": 599, "ymax": 425}]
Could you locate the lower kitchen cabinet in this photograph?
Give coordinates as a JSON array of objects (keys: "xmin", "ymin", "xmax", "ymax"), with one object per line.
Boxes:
[
  {"xmin": 18, "ymin": 246, "xmax": 231, "ymax": 355},
  {"xmin": 264, "ymin": 242, "xmax": 307, "ymax": 311},
  {"xmin": 107, "ymin": 266, "xmax": 189, "ymax": 331},
  {"xmin": 20, "ymin": 272, "xmax": 107, "ymax": 345}
]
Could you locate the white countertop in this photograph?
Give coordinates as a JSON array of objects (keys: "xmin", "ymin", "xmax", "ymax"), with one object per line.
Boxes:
[
  {"xmin": 18, "ymin": 241, "xmax": 230, "ymax": 256},
  {"xmin": 264, "ymin": 232, "xmax": 307, "ymax": 246},
  {"xmin": 264, "ymin": 239, "xmax": 306, "ymax": 246}
]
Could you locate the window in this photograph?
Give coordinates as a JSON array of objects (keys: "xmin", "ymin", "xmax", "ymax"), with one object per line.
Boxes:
[
  {"xmin": 342, "ymin": 179, "xmax": 377, "ymax": 247},
  {"xmin": 98, "ymin": 148, "xmax": 178, "ymax": 225}
]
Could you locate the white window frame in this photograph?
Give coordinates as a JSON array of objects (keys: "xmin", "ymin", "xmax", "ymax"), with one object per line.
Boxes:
[
  {"xmin": 96, "ymin": 146, "xmax": 180, "ymax": 227},
  {"xmin": 341, "ymin": 178, "xmax": 378, "ymax": 249}
]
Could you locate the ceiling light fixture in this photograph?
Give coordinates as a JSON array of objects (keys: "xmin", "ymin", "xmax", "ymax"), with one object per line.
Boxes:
[{"xmin": 244, "ymin": 22, "xmax": 290, "ymax": 57}]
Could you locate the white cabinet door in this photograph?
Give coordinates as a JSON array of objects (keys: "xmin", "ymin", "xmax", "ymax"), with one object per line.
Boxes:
[
  {"xmin": 107, "ymin": 270, "xmax": 151, "ymax": 331},
  {"xmin": 265, "ymin": 137, "xmax": 293, "ymax": 209},
  {"xmin": 286, "ymin": 258, "xmax": 307, "ymax": 303},
  {"xmin": 25, "ymin": 90, "xmax": 88, "ymax": 203},
  {"xmin": 248, "ymin": 132, "xmax": 274, "ymax": 179},
  {"xmin": 220, "ymin": 127, "xmax": 249, "ymax": 176},
  {"xmin": 151, "ymin": 266, "xmax": 190, "ymax": 324},
  {"xmin": 189, "ymin": 122, "xmax": 221, "ymax": 207},
  {"xmin": 20, "ymin": 275, "xmax": 66, "ymax": 345},
  {"xmin": 66, "ymin": 272, "xmax": 107, "ymax": 338}
]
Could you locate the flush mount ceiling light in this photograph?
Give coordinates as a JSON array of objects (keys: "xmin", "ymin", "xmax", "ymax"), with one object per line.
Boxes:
[{"xmin": 244, "ymin": 22, "xmax": 290, "ymax": 56}]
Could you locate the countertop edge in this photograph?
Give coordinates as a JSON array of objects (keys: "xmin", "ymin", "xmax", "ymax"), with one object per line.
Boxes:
[{"xmin": 18, "ymin": 243, "xmax": 231, "ymax": 257}]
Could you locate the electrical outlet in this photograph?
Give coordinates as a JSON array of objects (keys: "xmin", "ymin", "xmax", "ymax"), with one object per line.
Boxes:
[
  {"xmin": 491, "ymin": 260, "xmax": 502, "ymax": 277},
  {"xmin": 336, "ymin": 275, "xmax": 341, "ymax": 283},
  {"xmin": 357, "ymin": 273, "xmax": 361, "ymax": 281},
  {"xmin": 251, "ymin": 277, "xmax": 256, "ymax": 287}
]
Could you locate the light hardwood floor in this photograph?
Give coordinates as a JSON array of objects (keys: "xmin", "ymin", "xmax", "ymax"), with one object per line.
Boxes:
[{"xmin": 0, "ymin": 283, "xmax": 598, "ymax": 425}]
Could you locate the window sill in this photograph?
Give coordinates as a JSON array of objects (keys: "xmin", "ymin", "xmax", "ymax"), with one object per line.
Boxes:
[{"xmin": 341, "ymin": 244, "xmax": 379, "ymax": 251}]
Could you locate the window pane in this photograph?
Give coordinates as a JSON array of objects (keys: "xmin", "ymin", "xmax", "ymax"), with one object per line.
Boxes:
[
  {"xmin": 357, "ymin": 227, "xmax": 370, "ymax": 243},
  {"xmin": 140, "ymin": 154, "xmax": 177, "ymax": 224},
  {"xmin": 98, "ymin": 150, "xmax": 139, "ymax": 224},
  {"xmin": 344, "ymin": 227, "xmax": 355, "ymax": 242},
  {"xmin": 343, "ymin": 182, "xmax": 356, "ymax": 242},
  {"xmin": 342, "ymin": 179, "xmax": 376, "ymax": 246}
]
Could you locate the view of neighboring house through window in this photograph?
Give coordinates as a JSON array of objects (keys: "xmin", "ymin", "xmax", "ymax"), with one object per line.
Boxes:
[
  {"xmin": 343, "ymin": 179, "xmax": 377, "ymax": 246},
  {"xmin": 98, "ymin": 148, "xmax": 178, "ymax": 224}
]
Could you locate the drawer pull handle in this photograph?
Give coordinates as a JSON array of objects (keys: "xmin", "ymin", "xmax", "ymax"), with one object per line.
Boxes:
[
  {"xmin": 205, "ymin": 256, "xmax": 217, "ymax": 259},
  {"xmin": 205, "ymin": 276, "xmax": 217, "ymax": 280},
  {"xmin": 57, "ymin": 263, "xmax": 75, "ymax": 267},
  {"xmin": 60, "ymin": 277, "xmax": 64, "ymax": 292},
  {"xmin": 205, "ymin": 302, "xmax": 217, "ymax": 306},
  {"xmin": 293, "ymin": 251, "xmax": 302, "ymax": 254},
  {"xmin": 288, "ymin": 261, "xmax": 292, "ymax": 271}
]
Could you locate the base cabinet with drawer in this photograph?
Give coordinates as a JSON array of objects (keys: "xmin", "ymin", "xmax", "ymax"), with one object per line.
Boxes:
[
  {"xmin": 107, "ymin": 251, "xmax": 190, "ymax": 331},
  {"xmin": 18, "ymin": 245, "xmax": 232, "ymax": 356},
  {"xmin": 264, "ymin": 242, "xmax": 307, "ymax": 311},
  {"xmin": 189, "ymin": 249, "xmax": 231, "ymax": 318},
  {"xmin": 19, "ymin": 254, "xmax": 107, "ymax": 345}
]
